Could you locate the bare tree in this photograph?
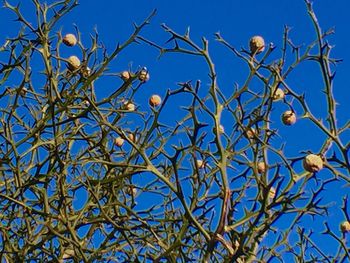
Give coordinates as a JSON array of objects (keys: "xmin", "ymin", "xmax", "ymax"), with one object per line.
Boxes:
[{"xmin": 0, "ymin": 0, "xmax": 349, "ymax": 262}]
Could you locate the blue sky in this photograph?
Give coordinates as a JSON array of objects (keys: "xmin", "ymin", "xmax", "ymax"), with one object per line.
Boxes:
[
  {"xmin": 52, "ymin": 0, "xmax": 350, "ymax": 125},
  {"xmin": 1, "ymin": 0, "xmax": 349, "ymax": 114},
  {"xmin": 0, "ymin": 0, "xmax": 349, "ymax": 260}
]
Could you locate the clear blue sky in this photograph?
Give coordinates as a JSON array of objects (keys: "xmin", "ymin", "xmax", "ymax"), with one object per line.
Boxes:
[
  {"xmin": 1, "ymin": 0, "xmax": 349, "ymax": 117},
  {"xmin": 0, "ymin": 0, "xmax": 349, "ymax": 260}
]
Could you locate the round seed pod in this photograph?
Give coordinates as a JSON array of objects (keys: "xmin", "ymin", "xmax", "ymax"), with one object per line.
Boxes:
[
  {"xmin": 249, "ymin": 36, "xmax": 265, "ymax": 54},
  {"xmin": 128, "ymin": 133, "xmax": 135, "ymax": 142},
  {"xmin": 281, "ymin": 110, "xmax": 297, "ymax": 126},
  {"xmin": 67, "ymin": 55, "xmax": 81, "ymax": 71},
  {"xmin": 340, "ymin": 221, "xmax": 350, "ymax": 233},
  {"xmin": 124, "ymin": 102, "xmax": 135, "ymax": 111},
  {"xmin": 303, "ymin": 154, "xmax": 324, "ymax": 172},
  {"xmin": 138, "ymin": 68, "xmax": 150, "ymax": 82},
  {"xmin": 257, "ymin": 162, "xmax": 266, "ymax": 174},
  {"xmin": 273, "ymin": 88, "xmax": 285, "ymax": 101},
  {"xmin": 63, "ymin": 33, "xmax": 77, "ymax": 47},
  {"xmin": 149, "ymin": 94, "xmax": 162, "ymax": 107},
  {"xmin": 115, "ymin": 137, "xmax": 125, "ymax": 147},
  {"xmin": 121, "ymin": 71, "xmax": 131, "ymax": 81}
]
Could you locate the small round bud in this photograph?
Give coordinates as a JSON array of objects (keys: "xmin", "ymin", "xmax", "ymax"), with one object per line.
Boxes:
[
  {"xmin": 196, "ymin": 160, "xmax": 205, "ymax": 169},
  {"xmin": 149, "ymin": 94, "xmax": 162, "ymax": 107},
  {"xmin": 128, "ymin": 133, "xmax": 135, "ymax": 142},
  {"xmin": 273, "ymin": 88, "xmax": 285, "ymax": 101},
  {"xmin": 303, "ymin": 154, "xmax": 323, "ymax": 173},
  {"xmin": 124, "ymin": 102, "xmax": 135, "ymax": 111},
  {"xmin": 138, "ymin": 68, "xmax": 150, "ymax": 82},
  {"xmin": 340, "ymin": 221, "xmax": 350, "ymax": 233},
  {"xmin": 257, "ymin": 162, "xmax": 266, "ymax": 174},
  {"xmin": 67, "ymin": 55, "xmax": 81, "ymax": 71},
  {"xmin": 115, "ymin": 137, "xmax": 125, "ymax": 147},
  {"xmin": 121, "ymin": 71, "xmax": 131, "ymax": 81},
  {"xmin": 63, "ymin": 33, "xmax": 77, "ymax": 47},
  {"xmin": 281, "ymin": 110, "xmax": 297, "ymax": 126},
  {"xmin": 249, "ymin": 36, "xmax": 265, "ymax": 54}
]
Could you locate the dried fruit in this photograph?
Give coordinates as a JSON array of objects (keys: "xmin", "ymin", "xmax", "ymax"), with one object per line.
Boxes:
[
  {"xmin": 257, "ymin": 162, "xmax": 266, "ymax": 174},
  {"xmin": 249, "ymin": 36, "xmax": 265, "ymax": 54},
  {"xmin": 67, "ymin": 55, "xmax": 81, "ymax": 71},
  {"xmin": 115, "ymin": 137, "xmax": 125, "ymax": 147},
  {"xmin": 340, "ymin": 221, "xmax": 350, "ymax": 233},
  {"xmin": 149, "ymin": 94, "xmax": 162, "ymax": 107},
  {"xmin": 273, "ymin": 88, "xmax": 285, "ymax": 101},
  {"xmin": 121, "ymin": 71, "xmax": 131, "ymax": 81},
  {"xmin": 63, "ymin": 33, "xmax": 77, "ymax": 47},
  {"xmin": 138, "ymin": 68, "xmax": 150, "ymax": 82},
  {"xmin": 281, "ymin": 110, "xmax": 296, "ymax": 126},
  {"xmin": 303, "ymin": 154, "xmax": 323, "ymax": 172}
]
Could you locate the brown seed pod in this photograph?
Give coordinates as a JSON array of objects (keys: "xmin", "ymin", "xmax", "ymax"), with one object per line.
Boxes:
[
  {"xmin": 115, "ymin": 137, "xmax": 125, "ymax": 147},
  {"xmin": 340, "ymin": 221, "xmax": 350, "ymax": 233},
  {"xmin": 149, "ymin": 94, "xmax": 162, "ymax": 107},
  {"xmin": 257, "ymin": 162, "xmax": 266, "ymax": 174},
  {"xmin": 303, "ymin": 154, "xmax": 324, "ymax": 172},
  {"xmin": 67, "ymin": 55, "xmax": 81, "ymax": 71},
  {"xmin": 121, "ymin": 71, "xmax": 131, "ymax": 81},
  {"xmin": 273, "ymin": 88, "xmax": 285, "ymax": 101},
  {"xmin": 128, "ymin": 133, "xmax": 135, "ymax": 142},
  {"xmin": 63, "ymin": 33, "xmax": 77, "ymax": 47},
  {"xmin": 281, "ymin": 110, "xmax": 297, "ymax": 126},
  {"xmin": 123, "ymin": 102, "xmax": 135, "ymax": 111},
  {"xmin": 249, "ymin": 36, "xmax": 265, "ymax": 54}
]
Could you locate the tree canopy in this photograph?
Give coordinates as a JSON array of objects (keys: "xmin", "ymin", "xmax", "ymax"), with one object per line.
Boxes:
[{"xmin": 0, "ymin": 0, "xmax": 349, "ymax": 262}]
